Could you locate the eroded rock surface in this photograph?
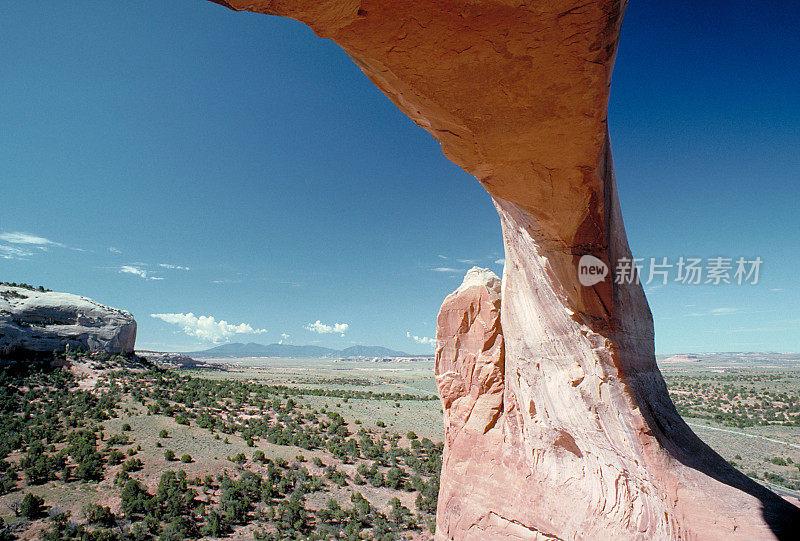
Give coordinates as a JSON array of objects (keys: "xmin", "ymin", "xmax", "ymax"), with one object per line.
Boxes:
[
  {"xmin": 0, "ymin": 286, "xmax": 136, "ymax": 356},
  {"xmin": 436, "ymin": 265, "xmax": 800, "ymax": 540},
  {"xmin": 436, "ymin": 267, "xmax": 504, "ymax": 444},
  {"xmin": 206, "ymin": 0, "xmax": 800, "ymax": 538}
]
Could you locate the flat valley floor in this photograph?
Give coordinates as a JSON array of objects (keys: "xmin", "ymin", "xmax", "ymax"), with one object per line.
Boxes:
[{"xmin": 0, "ymin": 353, "xmax": 798, "ymax": 539}]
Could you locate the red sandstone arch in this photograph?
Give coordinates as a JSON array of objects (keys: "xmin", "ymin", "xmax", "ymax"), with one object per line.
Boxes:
[{"xmin": 206, "ymin": 1, "xmax": 799, "ymax": 538}]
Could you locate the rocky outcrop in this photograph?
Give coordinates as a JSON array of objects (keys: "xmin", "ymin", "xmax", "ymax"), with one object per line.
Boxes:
[
  {"xmin": 436, "ymin": 267, "xmax": 504, "ymax": 446},
  {"xmin": 0, "ymin": 286, "xmax": 136, "ymax": 356},
  {"xmin": 436, "ymin": 266, "xmax": 799, "ymax": 539},
  {"xmin": 206, "ymin": 1, "xmax": 800, "ymax": 538}
]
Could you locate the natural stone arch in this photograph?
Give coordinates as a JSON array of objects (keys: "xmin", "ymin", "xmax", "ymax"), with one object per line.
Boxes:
[{"xmin": 206, "ymin": 1, "xmax": 799, "ymax": 538}]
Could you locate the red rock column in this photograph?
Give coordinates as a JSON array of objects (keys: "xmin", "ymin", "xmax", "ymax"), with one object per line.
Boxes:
[{"xmin": 433, "ymin": 136, "xmax": 798, "ymax": 538}]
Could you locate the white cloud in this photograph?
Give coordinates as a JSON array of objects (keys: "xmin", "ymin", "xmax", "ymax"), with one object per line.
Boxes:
[
  {"xmin": 711, "ymin": 307, "xmax": 741, "ymax": 316},
  {"xmin": 119, "ymin": 265, "xmax": 147, "ymax": 278},
  {"xmin": 0, "ymin": 245, "xmax": 35, "ymax": 260},
  {"xmin": 333, "ymin": 323, "xmax": 349, "ymax": 334},
  {"xmin": 108, "ymin": 246, "xmax": 122, "ymax": 254},
  {"xmin": 119, "ymin": 265, "xmax": 163, "ymax": 281},
  {"xmin": 685, "ymin": 307, "xmax": 743, "ymax": 318},
  {"xmin": 159, "ymin": 263, "xmax": 190, "ymax": 271},
  {"xmin": 150, "ymin": 312, "xmax": 267, "ymax": 343},
  {"xmin": 437, "ymin": 255, "xmax": 448, "ymax": 259},
  {"xmin": 406, "ymin": 331, "xmax": 435, "ymax": 346},
  {"xmin": 304, "ymin": 320, "xmax": 349, "ymax": 336},
  {"xmin": 0, "ymin": 231, "xmax": 63, "ymax": 247},
  {"xmin": 495, "ymin": 258, "xmax": 505, "ymax": 265},
  {"xmin": 457, "ymin": 259, "xmax": 478, "ymax": 264},
  {"xmin": 431, "ymin": 267, "xmax": 461, "ymax": 273},
  {"xmin": 279, "ymin": 332, "xmax": 291, "ymax": 345},
  {"xmin": 0, "ymin": 231, "xmax": 69, "ymax": 258}
]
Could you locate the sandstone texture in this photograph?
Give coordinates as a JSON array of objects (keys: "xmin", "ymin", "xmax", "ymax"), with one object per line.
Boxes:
[
  {"xmin": 436, "ymin": 266, "xmax": 799, "ymax": 540},
  {"xmin": 0, "ymin": 286, "xmax": 136, "ymax": 356},
  {"xmin": 207, "ymin": 0, "xmax": 800, "ymax": 538},
  {"xmin": 436, "ymin": 267, "xmax": 504, "ymax": 447}
]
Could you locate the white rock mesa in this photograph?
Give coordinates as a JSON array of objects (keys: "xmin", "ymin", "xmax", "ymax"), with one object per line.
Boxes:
[{"xmin": 0, "ymin": 286, "xmax": 136, "ymax": 356}]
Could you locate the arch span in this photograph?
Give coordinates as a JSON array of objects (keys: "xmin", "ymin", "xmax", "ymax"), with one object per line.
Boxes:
[{"xmin": 205, "ymin": 1, "xmax": 799, "ymax": 538}]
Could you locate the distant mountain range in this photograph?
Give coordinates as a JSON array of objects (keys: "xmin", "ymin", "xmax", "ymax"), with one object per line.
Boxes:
[{"xmin": 188, "ymin": 342, "xmax": 413, "ymax": 358}]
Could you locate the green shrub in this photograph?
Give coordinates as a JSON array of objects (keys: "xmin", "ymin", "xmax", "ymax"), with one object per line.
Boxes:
[
  {"xmin": 120, "ymin": 479, "xmax": 151, "ymax": 518},
  {"xmin": 109, "ymin": 449, "xmax": 126, "ymax": 465},
  {"xmin": 20, "ymin": 493, "xmax": 46, "ymax": 519},
  {"xmin": 122, "ymin": 458, "xmax": 143, "ymax": 472},
  {"xmin": 83, "ymin": 503, "xmax": 115, "ymax": 526}
]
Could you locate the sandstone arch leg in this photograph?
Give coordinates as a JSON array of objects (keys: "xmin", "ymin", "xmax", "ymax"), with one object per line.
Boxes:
[
  {"xmin": 435, "ymin": 153, "xmax": 800, "ymax": 540},
  {"xmin": 206, "ymin": 1, "xmax": 799, "ymax": 538}
]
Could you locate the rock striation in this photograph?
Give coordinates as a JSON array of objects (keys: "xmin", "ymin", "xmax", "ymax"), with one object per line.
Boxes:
[
  {"xmin": 436, "ymin": 265, "xmax": 800, "ymax": 540},
  {"xmin": 436, "ymin": 267, "xmax": 504, "ymax": 448},
  {"xmin": 206, "ymin": 0, "xmax": 800, "ymax": 538},
  {"xmin": 0, "ymin": 286, "xmax": 136, "ymax": 356}
]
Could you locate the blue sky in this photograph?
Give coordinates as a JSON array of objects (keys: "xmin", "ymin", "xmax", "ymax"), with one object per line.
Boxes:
[{"xmin": 2, "ymin": 1, "xmax": 798, "ymax": 354}]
